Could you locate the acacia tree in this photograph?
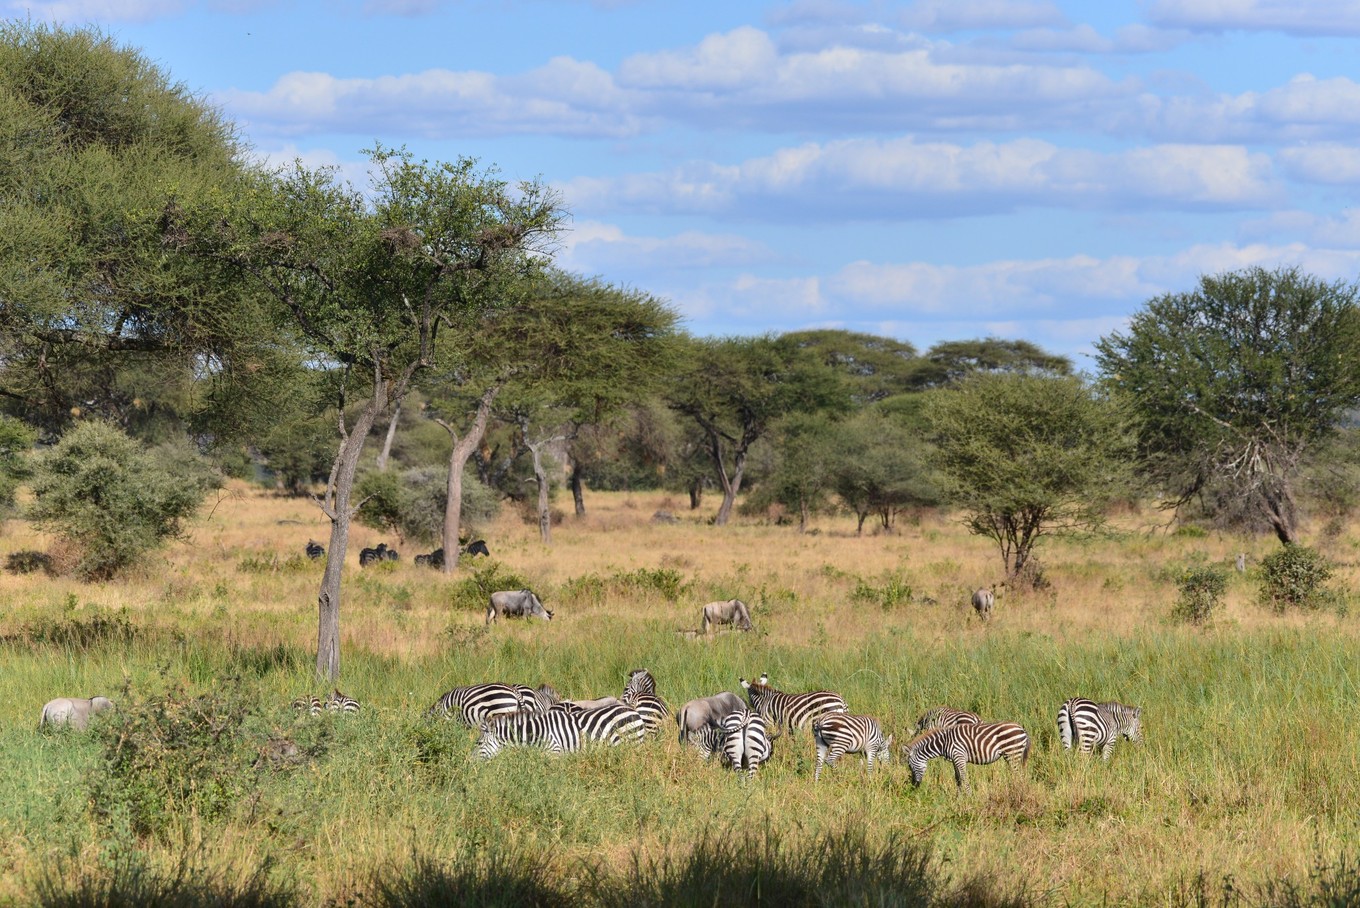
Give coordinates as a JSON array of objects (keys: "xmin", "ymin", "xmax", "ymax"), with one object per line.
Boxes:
[
  {"xmin": 175, "ymin": 147, "xmax": 562, "ymax": 680},
  {"xmin": 1094, "ymin": 267, "xmax": 1360, "ymax": 545},
  {"xmin": 925, "ymin": 372, "xmax": 1131, "ymax": 583},
  {"xmin": 667, "ymin": 335, "xmax": 847, "ymax": 525}
]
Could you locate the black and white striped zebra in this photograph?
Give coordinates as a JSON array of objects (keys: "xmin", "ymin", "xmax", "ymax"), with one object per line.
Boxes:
[
  {"xmin": 739, "ymin": 673, "xmax": 847, "ymax": 736},
  {"xmin": 572, "ymin": 703, "xmax": 649, "ymax": 744},
  {"xmin": 720, "ymin": 709, "xmax": 773, "ymax": 778},
  {"xmin": 325, "ymin": 689, "xmax": 360, "ymax": 713},
  {"xmin": 428, "ymin": 683, "xmax": 524, "ymax": 725},
  {"xmin": 624, "ymin": 693, "xmax": 671, "ymax": 735},
  {"xmin": 1057, "ymin": 697, "xmax": 1141, "ymax": 760},
  {"xmin": 812, "ymin": 714, "xmax": 892, "ymax": 781},
  {"xmin": 622, "ymin": 668, "xmax": 657, "ymax": 702},
  {"xmin": 515, "ymin": 684, "xmax": 562, "ymax": 712},
  {"xmin": 476, "ymin": 708, "xmax": 582, "ymax": 759},
  {"xmin": 914, "ymin": 706, "xmax": 981, "ymax": 735},
  {"xmin": 904, "ymin": 721, "xmax": 1031, "ymax": 792},
  {"xmin": 292, "ymin": 695, "xmax": 322, "ymax": 716},
  {"xmin": 689, "ymin": 721, "xmax": 727, "ymax": 761}
]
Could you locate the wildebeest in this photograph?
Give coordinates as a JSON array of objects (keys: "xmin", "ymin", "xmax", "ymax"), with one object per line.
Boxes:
[
  {"xmin": 676, "ymin": 691, "xmax": 746, "ymax": 745},
  {"xmin": 486, "ymin": 589, "xmax": 553, "ymax": 624},
  {"xmin": 702, "ymin": 599, "xmax": 752, "ymax": 633},
  {"xmin": 40, "ymin": 696, "xmax": 114, "ymax": 730},
  {"xmin": 971, "ymin": 588, "xmax": 994, "ymax": 622},
  {"xmin": 359, "ymin": 543, "xmax": 399, "ymax": 567},
  {"xmin": 305, "ymin": 540, "xmax": 325, "ymax": 560},
  {"xmin": 464, "ymin": 539, "xmax": 491, "ymax": 557},
  {"xmin": 414, "ymin": 548, "xmax": 445, "ymax": 569}
]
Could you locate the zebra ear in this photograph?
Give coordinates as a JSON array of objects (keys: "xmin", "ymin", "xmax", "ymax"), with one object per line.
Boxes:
[{"xmin": 758, "ymin": 673, "xmax": 769, "ymax": 685}]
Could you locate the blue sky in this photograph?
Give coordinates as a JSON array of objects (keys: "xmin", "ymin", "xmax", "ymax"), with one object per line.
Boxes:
[{"xmin": 12, "ymin": 0, "xmax": 1360, "ymax": 368}]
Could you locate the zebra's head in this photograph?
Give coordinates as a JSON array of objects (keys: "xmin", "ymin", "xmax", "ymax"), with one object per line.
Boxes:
[{"xmin": 1123, "ymin": 706, "xmax": 1142, "ymax": 743}]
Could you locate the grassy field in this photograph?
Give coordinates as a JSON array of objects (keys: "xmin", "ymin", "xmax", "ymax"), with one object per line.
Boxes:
[{"xmin": 2, "ymin": 483, "xmax": 1359, "ymax": 906}]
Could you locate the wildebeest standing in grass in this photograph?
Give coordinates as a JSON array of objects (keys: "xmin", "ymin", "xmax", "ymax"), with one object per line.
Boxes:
[
  {"xmin": 971, "ymin": 588, "xmax": 994, "ymax": 622},
  {"xmin": 486, "ymin": 589, "xmax": 553, "ymax": 625},
  {"xmin": 40, "ymin": 696, "xmax": 114, "ymax": 730},
  {"xmin": 676, "ymin": 691, "xmax": 747, "ymax": 746},
  {"xmin": 702, "ymin": 599, "xmax": 752, "ymax": 633}
]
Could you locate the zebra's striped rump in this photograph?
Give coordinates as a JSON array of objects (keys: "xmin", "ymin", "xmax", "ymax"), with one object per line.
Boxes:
[
  {"xmin": 1058, "ymin": 697, "xmax": 1141, "ymax": 760},
  {"xmin": 428, "ymin": 683, "xmax": 523, "ymax": 725},
  {"xmin": 292, "ymin": 695, "xmax": 322, "ymax": 717},
  {"xmin": 904, "ymin": 721, "xmax": 1030, "ymax": 792},
  {"xmin": 476, "ymin": 709, "xmax": 582, "ymax": 759},
  {"xmin": 740, "ymin": 673, "xmax": 847, "ymax": 736},
  {"xmin": 572, "ymin": 703, "xmax": 649, "ymax": 745},
  {"xmin": 720, "ymin": 709, "xmax": 773, "ymax": 778},
  {"xmin": 325, "ymin": 689, "xmax": 360, "ymax": 713},
  {"xmin": 812, "ymin": 714, "xmax": 892, "ymax": 781},
  {"xmin": 623, "ymin": 693, "xmax": 671, "ymax": 735},
  {"xmin": 914, "ymin": 706, "xmax": 981, "ymax": 736}
]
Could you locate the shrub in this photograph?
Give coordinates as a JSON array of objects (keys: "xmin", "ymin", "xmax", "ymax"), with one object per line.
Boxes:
[
  {"xmin": 0, "ymin": 413, "xmax": 36, "ymax": 518},
  {"xmin": 26, "ymin": 422, "xmax": 221, "ymax": 580},
  {"xmin": 28, "ymin": 849, "xmax": 295, "ymax": 908},
  {"xmin": 1174, "ymin": 565, "xmax": 1228, "ymax": 626},
  {"xmin": 1258, "ymin": 544, "xmax": 1334, "ymax": 613},
  {"xmin": 357, "ymin": 466, "xmax": 500, "ymax": 546}
]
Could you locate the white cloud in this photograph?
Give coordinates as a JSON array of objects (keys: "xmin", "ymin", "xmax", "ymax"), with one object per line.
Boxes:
[
  {"xmin": 556, "ymin": 220, "xmax": 776, "ymax": 273},
  {"xmin": 618, "ymin": 26, "xmax": 780, "ymax": 91},
  {"xmin": 898, "ymin": 0, "xmax": 1065, "ymax": 32},
  {"xmin": 1146, "ymin": 0, "xmax": 1360, "ymax": 36},
  {"xmin": 561, "ymin": 138, "xmax": 1281, "ymax": 220},
  {"xmin": 1278, "ymin": 144, "xmax": 1360, "ymax": 185},
  {"xmin": 6, "ymin": 0, "xmax": 183, "ymax": 20}
]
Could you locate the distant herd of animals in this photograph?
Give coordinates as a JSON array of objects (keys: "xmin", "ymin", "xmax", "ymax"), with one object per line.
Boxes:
[{"xmin": 303, "ymin": 539, "xmax": 491, "ymax": 567}]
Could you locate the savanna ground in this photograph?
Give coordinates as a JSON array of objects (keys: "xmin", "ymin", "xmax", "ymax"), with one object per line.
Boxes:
[{"xmin": 2, "ymin": 482, "xmax": 1359, "ymax": 906}]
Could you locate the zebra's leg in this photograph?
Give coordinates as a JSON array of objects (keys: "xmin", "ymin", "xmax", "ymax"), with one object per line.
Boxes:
[
  {"xmin": 1101, "ymin": 739, "xmax": 1115, "ymax": 761},
  {"xmin": 952, "ymin": 755, "xmax": 970, "ymax": 792},
  {"xmin": 815, "ymin": 742, "xmax": 828, "ymax": 781}
]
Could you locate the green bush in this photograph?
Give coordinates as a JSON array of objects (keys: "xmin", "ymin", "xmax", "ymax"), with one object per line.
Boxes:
[
  {"xmin": 88, "ymin": 679, "xmax": 260, "ymax": 841},
  {"xmin": 357, "ymin": 466, "xmax": 500, "ymax": 546},
  {"xmin": 1258, "ymin": 544, "xmax": 1334, "ymax": 613},
  {"xmin": 1174, "ymin": 565, "xmax": 1228, "ymax": 626},
  {"xmin": 26, "ymin": 422, "xmax": 221, "ymax": 580},
  {"xmin": 0, "ymin": 413, "xmax": 36, "ymax": 517}
]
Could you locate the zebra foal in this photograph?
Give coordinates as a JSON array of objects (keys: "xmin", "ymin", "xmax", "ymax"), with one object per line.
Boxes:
[
  {"xmin": 740, "ymin": 673, "xmax": 847, "ymax": 736},
  {"xmin": 913, "ymin": 706, "xmax": 981, "ymax": 735},
  {"xmin": 428, "ymin": 683, "xmax": 523, "ymax": 725},
  {"xmin": 812, "ymin": 714, "xmax": 892, "ymax": 781},
  {"xmin": 476, "ymin": 708, "xmax": 582, "ymax": 759},
  {"xmin": 1057, "ymin": 697, "xmax": 1141, "ymax": 760},
  {"xmin": 904, "ymin": 721, "xmax": 1031, "ymax": 792}
]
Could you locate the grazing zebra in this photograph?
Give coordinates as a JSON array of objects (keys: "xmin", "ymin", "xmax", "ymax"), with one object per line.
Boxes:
[
  {"xmin": 740, "ymin": 673, "xmax": 847, "ymax": 736},
  {"xmin": 325, "ymin": 689, "xmax": 360, "ymax": 713},
  {"xmin": 1057, "ymin": 698, "xmax": 1142, "ymax": 760},
  {"xmin": 572, "ymin": 703, "xmax": 649, "ymax": 744},
  {"xmin": 689, "ymin": 721, "xmax": 728, "ymax": 760},
  {"xmin": 812, "ymin": 714, "xmax": 892, "ymax": 782},
  {"xmin": 720, "ymin": 709, "xmax": 773, "ymax": 778},
  {"xmin": 914, "ymin": 706, "xmax": 982, "ymax": 735},
  {"xmin": 292, "ymin": 695, "xmax": 322, "ymax": 716},
  {"xmin": 476, "ymin": 708, "xmax": 582, "ymax": 759},
  {"xmin": 904, "ymin": 722, "xmax": 1031, "ymax": 792},
  {"xmin": 427, "ymin": 683, "xmax": 524, "ymax": 725},
  {"xmin": 515, "ymin": 684, "xmax": 562, "ymax": 712},
  {"xmin": 624, "ymin": 693, "xmax": 671, "ymax": 735},
  {"xmin": 622, "ymin": 668, "xmax": 658, "ymax": 702}
]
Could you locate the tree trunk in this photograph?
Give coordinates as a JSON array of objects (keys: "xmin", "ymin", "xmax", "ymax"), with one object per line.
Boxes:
[
  {"xmin": 689, "ymin": 479, "xmax": 703, "ymax": 510},
  {"xmin": 529, "ymin": 440, "xmax": 553, "ymax": 544},
  {"xmin": 798, "ymin": 497, "xmax": 810, "ymax": 534},
  {"xmin": 1261, "ymin": 481, "xmax": 1299, "ymax": 545},
  {"xmin": 376, "ymin": 400, "xmax": 401, "ymax": 471},
  {"xmin": 316, "ymin": 388, "xmax": 386, "ymax": 682},
  {"xmin": 571, "ymin": 462, "xmax": 586, "ymax": 517},
  {"xmin": 436, "ymin": 387, "xmax": 499, "ymax": 575},
  {"xmin": 712, "ymin": 447, "xmax": 746, "ymax": 527}
]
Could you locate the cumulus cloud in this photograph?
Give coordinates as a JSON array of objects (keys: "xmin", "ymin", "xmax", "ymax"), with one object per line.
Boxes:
[
  {"xmin": 556, "ymin": 220, "xmax": 777, "ymax": 274},
  {"xmin": 561, "ymin": 138, "xmax": 1281, "ymax": 220},
  {"xmin": 1146, "ymin": 0, "xmax": 1360, "ymax": 36},
  {"xmin": 898, "ymin": 0, "xmax": 1065, "ymax": 32},
  {"xmin": 1278, "ymin": 144, "xmax": 1360, "ymax": 185}
]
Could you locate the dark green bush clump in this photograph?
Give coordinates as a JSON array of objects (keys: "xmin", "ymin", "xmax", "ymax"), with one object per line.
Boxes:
[
  {"xmin": 30, "ymin": 851, "xmax": 293, "ymax": 908},
  {"xmin": 1258, "ymin": 545, "xmax": 1334, "ymax": 613},
  {"xmin": 1175, "ymin": 565, "xmax": 1228, "ymax": 626}
]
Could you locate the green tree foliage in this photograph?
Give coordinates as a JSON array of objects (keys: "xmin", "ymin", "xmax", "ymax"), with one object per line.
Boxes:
[
  {"xmin": 925, "ymin": 373, "xmax": 1131, "ymax": 582},
  {"xmin": 914, "ymin": 337, "xmax": 1073, "ymax": 390},
  {"xmin": 0, "ymin": 414, "xmax": 35, "ymax": 516},
  {"xmin": 1095, "ymin": 267, "xmax": 1360, "ymax": 545},
  {"xmin": 27, "ymin": 421, "xmax": 220, "ymax": 579},
  {"xmin": 1174, "ymin": 565, "xmax": 1228, "ymax": 626},
  {"xmin": 740, "ymin": 412, "xmax": 840, "ymax": 531},
  {"xmin": 0, "ymin": 22, "xmax": 288, "ymax": 442},
  {"xmin": 831, "ymin": 408, "xmax": 941, "ymax": 535},
  {"xmin": 667, "ymin": 335, "xmax": 849, "ymax": 526},
  {"xmin": 356, "ymin": 466, "xmax": 498, "ymax": 547},
  {"xmin": 781, "ymin": 329, "xmax": 921, "ymax": 402},
  {"xmin": 1258, "ymin": 544, "xmax": 1336, "ymax": 613}
]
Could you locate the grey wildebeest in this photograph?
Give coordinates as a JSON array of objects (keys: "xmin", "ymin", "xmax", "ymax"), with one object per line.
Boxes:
[
  {"xmin": 486, "ymin": 589, "xmax": 553, "ymax": 625},
  {"xmin": 676, "ymin": 691, "xmax": 746, "ymax": 747},
  {"xmin": 971, "ymin": 588, "xmax": 995, "ymax": 622},
  {"xmin": 701, "ymin": 599, "xmax": 752, "ymax": 634},
  {"xmin": 40, "ymin": 696, "xmax": 114, "ymax": 730}
]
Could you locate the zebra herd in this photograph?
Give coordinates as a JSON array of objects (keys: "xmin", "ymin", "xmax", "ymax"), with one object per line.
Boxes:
[
  {"xmin": 413, "ymin": 670, "xmax": 1142, "ymax": 789},
  {"xmin": 292, "ymin": 689, "xmax": 361, "ymax": 716}
]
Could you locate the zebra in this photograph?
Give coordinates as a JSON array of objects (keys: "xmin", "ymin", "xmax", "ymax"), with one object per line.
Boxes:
[
  {"xmin": 812, "ymin": 714, "xmax": 892, "ymax": 782},
  {"xmin": 572, "ymin": 703, "xmax": 649, "ymax": 744},
  {"xmin": 739, "ymin": 673, "xmax": 847, "ymax": 736},
  {"xmin": 476, "ymin": 708, "xmax": 582, "ymax": 759},
  {"xmin": 292, "ymin": 695, "xmax": 322, "ymax": 716},
  {"xmin": 515, "ymin": 684, "xmax": 562, "ymax": 712},
  {"xmin": 622, "ymin": 668, "xmax": 657, "ymax": 702},
  {"xmin": 903, "ymin": 721, "xmax": 1031, "ymax": 793},
  {"xmin": 1057, "ymin": 698, "xmax": 1142, "ymax": 760},
  {"xmin": 325, "ymin": 689, "xmax": 360, "ymax": 713},
  {"xmin": 624, "ymin": 693, "xmax": 671, "ymax": 735},
  {"xmin": 720, "ymin": 708, "xmax": 773, "ymax": 778},
  {"xmin": 689, "ymin": 721, "xmax": 728, "ymax": 761},
  {"xmin": 427, "ymin": 683, "xmax": 524, "ymax": 725},
  {"xmin": 914, "ymin": 706, "xmax": 981, "ymax": 735}
]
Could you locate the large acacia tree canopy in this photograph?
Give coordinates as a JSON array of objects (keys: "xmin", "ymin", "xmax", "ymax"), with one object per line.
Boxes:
[{"xmin": 1093, "ymin": 266, "xmax": 1360, "ymax": 542}]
